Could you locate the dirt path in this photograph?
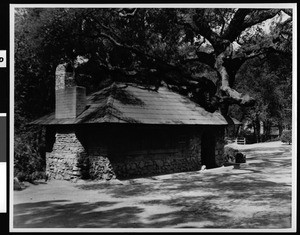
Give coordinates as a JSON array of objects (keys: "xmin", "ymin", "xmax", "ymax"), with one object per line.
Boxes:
[{"xmin": 13, "ymin": 141, "xmax": 293, "ymax": 229}]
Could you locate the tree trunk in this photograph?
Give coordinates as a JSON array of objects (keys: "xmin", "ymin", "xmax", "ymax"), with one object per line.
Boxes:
[
  {"xmin": 264, "ymin": 120, "xmax": 271, "ymax": 141},
  {"xmin": 252, "ymin": 120, "xmax": 258, "ymax": 143},
  {"xmin": 278, "ymin": 121, "xmax": 283, "ymax": 137},
  {"xmin": 236, "ymin": 125, "xmax": 241, "ymax": 138},
  {"xmin": 255, "ymin": 114, "xmax": 261, "ymax": 143},
  {"xmin": 214, "ymin": 44, "xmax": 255, "ymax": 115}
]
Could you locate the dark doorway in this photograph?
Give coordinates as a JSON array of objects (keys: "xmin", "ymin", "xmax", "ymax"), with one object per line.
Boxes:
[{"xmin": 201, "ymin": 130, "xmax": 217, "ymax": 169}]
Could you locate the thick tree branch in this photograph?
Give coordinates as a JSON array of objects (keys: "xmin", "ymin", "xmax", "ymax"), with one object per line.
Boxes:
[
  {"xmin": 214, "ymin": 45, "xmax": 255, "ymax": 108},
  {"xmin": 243, "ymin": 9, "xmax": 282, "ymax": 31},
  {"xmin": 222, "ymin": 9, "xmax": 281, "ymax": 43},
  {"xmin": 222, "ymin": 9, "xmax": 251, "ymax": 42}
]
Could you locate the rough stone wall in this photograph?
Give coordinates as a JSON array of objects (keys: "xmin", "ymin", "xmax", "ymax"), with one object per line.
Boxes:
[
  {"xmin": 88, "ymin": 156, "xmax": 116, "ymax": 180},
  {"xmin": 111, "ymin": 154, "xmax": 201, "ymax": 179},
  {"xmin": 87, "ymin": 133, "xmax": 203, "ymax": 179},
  {"xmin": 46, "ymin": 132, "xmax": 87, "ymax": 180}
]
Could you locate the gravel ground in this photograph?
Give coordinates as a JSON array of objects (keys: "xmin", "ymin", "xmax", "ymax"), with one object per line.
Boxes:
[{"xmin": 13, "ymin": 141, "xmax": 294, "ymax": 231}]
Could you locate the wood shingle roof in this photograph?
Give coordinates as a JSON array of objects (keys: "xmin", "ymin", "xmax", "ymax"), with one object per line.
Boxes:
[{"xmin": 31, "ymin": 83, "xmax": 228, "ymax": 125}]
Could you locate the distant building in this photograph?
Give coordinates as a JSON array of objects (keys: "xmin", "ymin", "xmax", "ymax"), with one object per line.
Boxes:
[
  {"xmin": 31, "ymin": 64, "xmax": 229, "ymax": 180},
  {"xmin": 270, "ymin": 126, "xmax": 280, "ymax": 138}
]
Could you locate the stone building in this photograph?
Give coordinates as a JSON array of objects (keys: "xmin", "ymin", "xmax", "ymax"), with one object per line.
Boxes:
[{"xmin": 31, "ymin": 63, "xmax": 229, "ymax": 180}]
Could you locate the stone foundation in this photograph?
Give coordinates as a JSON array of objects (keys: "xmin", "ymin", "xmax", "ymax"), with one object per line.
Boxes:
[
  {"xmin": 84, "ymin": 153, "xmax": 201, "ymax": 180},
  {"xmin": 46, "ymin": 132, "xmax": 87, "ymax": 180},
  {"xmin": 89, "ymin": 156, "xmax": 116, "ymax": 180},
  {"xmin": 111, "ymin": 155, "xmax": 201, "ymax": 179}
]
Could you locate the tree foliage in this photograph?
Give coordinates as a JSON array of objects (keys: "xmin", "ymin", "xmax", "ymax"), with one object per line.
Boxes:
[
  {"xmin": 15, "ymin": 8, "xmax": 292, "ymax": 116},
  {"xmin": 281, "ymin": 130, "xmax": 292, "ymax": 144}
]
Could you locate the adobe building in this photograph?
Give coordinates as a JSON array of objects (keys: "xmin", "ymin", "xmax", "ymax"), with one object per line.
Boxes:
[{"xmin": 31, "ymin": 63, "xmax": 229, "ymax": 180}]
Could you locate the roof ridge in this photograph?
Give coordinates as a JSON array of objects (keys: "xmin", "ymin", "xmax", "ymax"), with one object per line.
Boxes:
[{"xmin": 105, "ymin": 91, "xmax": 115, "ymax": 122}]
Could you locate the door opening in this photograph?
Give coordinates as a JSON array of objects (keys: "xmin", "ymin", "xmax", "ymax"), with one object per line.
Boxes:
[{"xmin": 201, "ymin": 130, "xmax": 217, "ymax": 169}]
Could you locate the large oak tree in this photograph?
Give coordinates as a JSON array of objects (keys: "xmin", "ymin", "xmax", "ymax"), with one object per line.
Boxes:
[{"xmin": 15, "ymin": 7, "xmax": 292, "ymax": 118}]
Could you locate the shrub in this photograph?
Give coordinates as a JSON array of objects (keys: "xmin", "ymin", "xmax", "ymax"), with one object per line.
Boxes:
[
  {"xmin": 14, "ymin": 126, "xmax": 47, "ymax": 182},
  {"xmin": 224, "ymin": 137, "xmax": 236, "ymax": 145},
  {"xmin": 223, "ymin": 146, "xmax": 246, "ymax": 164},
  {"xmin": 281, "ymin": 130, "xmax": 292, "ymax": 144},
  {"xmin": 264, "ymin": 136, "xmax": 281, "ymax": 142}
]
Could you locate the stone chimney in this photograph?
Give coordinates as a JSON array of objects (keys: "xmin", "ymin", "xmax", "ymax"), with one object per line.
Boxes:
[{"xmin": 55, "ymin": 63, "xmax": 86, "ymax": 119}]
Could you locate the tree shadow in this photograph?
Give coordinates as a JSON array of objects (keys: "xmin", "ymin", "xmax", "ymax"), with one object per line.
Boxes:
[
  {"xmin": 137, "ymin": 195, "xmax": 231, "ymax": 228},
  {"xmin": 14, "ymin": 200, "xmax": 144, "ymax": 228},
  {"xmin": 146, "ymin": 202, "xmax": 230, "ymax": 228}
]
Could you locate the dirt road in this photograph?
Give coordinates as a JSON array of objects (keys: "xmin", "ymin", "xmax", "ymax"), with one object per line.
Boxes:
[{"xmin": 13, "ymin": 141, "xmax": 293, "ymax": 230}]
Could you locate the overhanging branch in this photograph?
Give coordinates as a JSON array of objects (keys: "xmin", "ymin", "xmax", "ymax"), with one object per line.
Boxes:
[
  {"xmin": 222, "ymin": 9, "xmax": 281, "ymax": 43},
  {"xmin": 222, "ymin": 9, "xmax": 251, "ymax": 42},
  {"xmin": 243, "ymin": 9, "xmax": 281, "ymax": 30}
]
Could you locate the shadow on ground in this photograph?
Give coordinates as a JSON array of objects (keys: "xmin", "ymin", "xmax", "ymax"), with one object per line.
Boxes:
[
  {"xmin": 14, "ymin": 197, "xmax": 233, "ymax": 228},
  {"xmin": 14, "ymin": 200, "xmax": 144, "ymax": 228},
  {"xmin": 14, "ymin": 143, "xmax": 292, "ymax": 229}
]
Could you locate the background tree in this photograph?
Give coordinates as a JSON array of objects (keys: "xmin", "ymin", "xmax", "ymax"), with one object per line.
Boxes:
[{"xmin": 228, "ymin": 14, "xmax": 292, "ymax": 142}]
